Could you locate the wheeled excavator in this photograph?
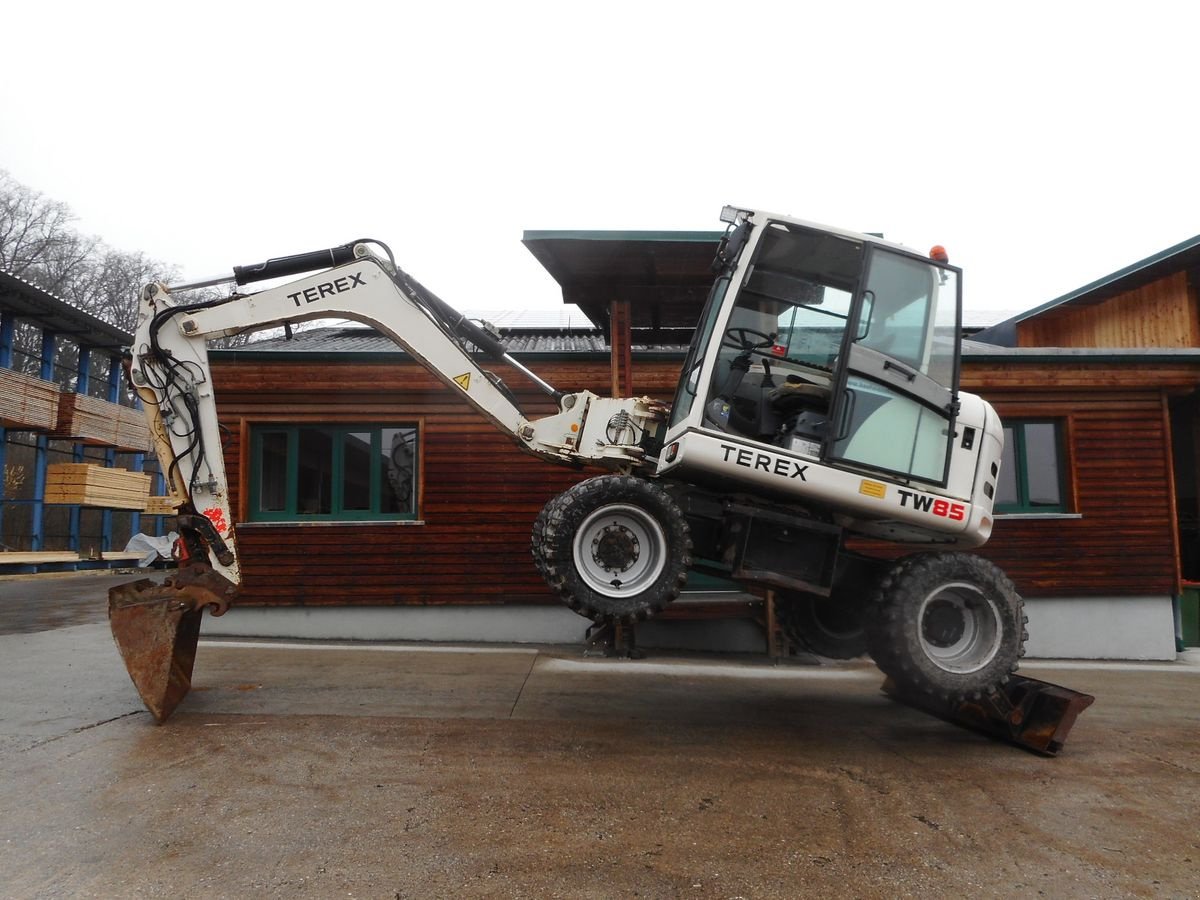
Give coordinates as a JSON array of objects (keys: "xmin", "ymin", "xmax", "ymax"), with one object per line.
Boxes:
[{"xmin": 107, "ymin": 206, "xmax": 1093, "ymax": 753}]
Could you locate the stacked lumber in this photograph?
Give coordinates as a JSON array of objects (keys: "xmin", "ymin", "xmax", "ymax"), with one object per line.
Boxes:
[
  {"xmin": 44, "ymin": 464, "xmax": 152, "ymax": 509},
  {"xmin": 144, "ymin": 495, "xmax": 182, "ymax": 515},
  {"xmin": 53, "ymin": 392, "xmax": 151, "ymax": 452},
  {"xmin": 0, "ymin": 369, "xmax": 61, "ymax": 430}
]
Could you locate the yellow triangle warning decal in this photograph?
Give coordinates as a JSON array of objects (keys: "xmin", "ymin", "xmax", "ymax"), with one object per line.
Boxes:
[{"xmin": 453, "ymin": 373, "xmax": 471, "ymax": 391}]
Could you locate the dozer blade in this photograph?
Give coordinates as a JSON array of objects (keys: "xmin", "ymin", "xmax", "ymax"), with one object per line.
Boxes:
[
  {"xmin": 108, "ymin": 564, "xmax": 238, "ymax": 723},
  {"xmin": 882, "ymin": 674, "xmax": 1095, "ymax": 756}
]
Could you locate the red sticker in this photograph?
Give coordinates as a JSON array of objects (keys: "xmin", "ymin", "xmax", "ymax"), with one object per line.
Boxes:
[{"xmin": 202, "ymin": 506, "xmax": 229, "ymax": 536}]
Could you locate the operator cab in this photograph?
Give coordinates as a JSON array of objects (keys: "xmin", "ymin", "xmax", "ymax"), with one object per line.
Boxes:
[{"xmin": 666, "ymin": 209, "xmax": 962, "ymax": 489}]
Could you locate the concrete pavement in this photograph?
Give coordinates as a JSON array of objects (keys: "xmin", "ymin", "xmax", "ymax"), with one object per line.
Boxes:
[{"xmin": 2, "ymin": 574, "xmax": 1199, "ymax": 898}]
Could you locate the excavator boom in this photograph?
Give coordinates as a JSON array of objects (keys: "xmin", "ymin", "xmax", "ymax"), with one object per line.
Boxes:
[{"xmin": 109, "ymin": 241, "xmax": 667, "ymax": 721}]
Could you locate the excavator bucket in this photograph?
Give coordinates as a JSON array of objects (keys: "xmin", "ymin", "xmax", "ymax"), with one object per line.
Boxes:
[
  {"xmin": 107, "ymin": 564, "xmax": 238, "ymax": 723},
  {"xmin": 883, "ymin": 673, "xmax": 1095, "ymax": 755}
]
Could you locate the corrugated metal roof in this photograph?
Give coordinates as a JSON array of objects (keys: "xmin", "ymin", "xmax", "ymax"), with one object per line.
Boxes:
[
  {"xmin": 466, "ymin": 307, "xmax": 593, "ymax": 329},
  {"xmin": 0, "ymin": 269, "xmax": 133, "ymax": 349},
  {"xmin": 233, "ymin": 325, "xmax": 688, "ymax": 357}
]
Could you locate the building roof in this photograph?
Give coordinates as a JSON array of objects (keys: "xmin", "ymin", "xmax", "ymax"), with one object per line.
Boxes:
[
  {"xmin": 0, "ymin": 269, "xmax": 133, "ymax": 350},
  {"xmin": 221, "ymin": 328, "xmax": 1200, "ymax": 367},
  {"xmin": 218, "ymin": 324, "xmax": 688, "ymax": 361},
  {"xmin": 973, "ymin": 233, "xmax": 1200, "ymax": 346},
  {"xmin": 521, "ymin": 229, "xmax": 723, "ymax": 334}
]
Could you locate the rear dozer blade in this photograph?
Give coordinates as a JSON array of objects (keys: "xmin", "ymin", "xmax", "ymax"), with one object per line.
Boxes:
[
  {"xmin": 882, "ymin": 674, "xmax": 1095, "ymax": 756},
  {"xmin": 108, "ymin": 564, "xmax": 238, "ymax": 723}
]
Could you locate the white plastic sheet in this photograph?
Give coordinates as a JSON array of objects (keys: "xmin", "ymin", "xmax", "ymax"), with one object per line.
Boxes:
[{"xmin": 123, "ymin": 531, "xmax": 179, "ymax": 567}]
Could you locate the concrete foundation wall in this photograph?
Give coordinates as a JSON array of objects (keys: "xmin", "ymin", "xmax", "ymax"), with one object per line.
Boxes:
[
  {"xmin": 1022, "ymin": 595, "xmax": 1177, "ymax": 660},
  {"xmin": 202, "ymin": 595, "xmax": 1181, "ymax": 661},
  {"xmin": 202, "ymin": 604, "xmax": 593, "ymax": 646}
]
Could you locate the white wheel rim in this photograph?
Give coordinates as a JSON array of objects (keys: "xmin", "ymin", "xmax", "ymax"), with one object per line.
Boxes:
[
  {"xmin": 572, "ymin": 503, "xmax": 668, "ymax": 599},
  {"xmin": 917, "ymin": 582, "xmax": 1003, "ymax": 674}
]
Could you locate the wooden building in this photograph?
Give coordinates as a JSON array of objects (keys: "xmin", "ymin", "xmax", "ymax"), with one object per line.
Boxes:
[
  {"xmin": 200, "ymin": 231, "xmax": 1200, "ymax": 658},
  {"xmin": 974, "ymin": 234, "xmax": 1200, "ymax": 653}
]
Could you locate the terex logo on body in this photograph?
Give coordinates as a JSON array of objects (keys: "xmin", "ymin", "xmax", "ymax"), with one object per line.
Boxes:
[
  {"xmin": 719, "ymin": 443, "xmax": 808, "ymax": 481},
  {"xmin": 898, "ymin": 489, "xmax": 965, "ymax": 521},
  {"xmin": 288, "ymin": 271, "xmax": 366, "ymax": 307}
]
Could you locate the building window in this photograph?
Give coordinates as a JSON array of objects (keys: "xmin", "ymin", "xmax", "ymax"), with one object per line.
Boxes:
[
  {"xmin": 249, "ymin": 425, "xmax": 418, "ymax": 521},
  {"xmin": 996, "ymin": 420, "xmax": 1066, "ymax": 513}
]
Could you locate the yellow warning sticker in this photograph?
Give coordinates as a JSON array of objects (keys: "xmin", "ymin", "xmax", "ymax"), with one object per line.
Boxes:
[
  {"xmin": 859, "ymin": 479, "xmax": 886, "ymax": 499},
  {"xmin": 453, "ymin": 373, "xmax": 471, "ymax": 391}
]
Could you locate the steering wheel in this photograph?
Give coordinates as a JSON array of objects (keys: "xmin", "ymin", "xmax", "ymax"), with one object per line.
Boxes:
[{"xmin": 722, "ymin": 327, "xmax": 775, "ymax": 352}]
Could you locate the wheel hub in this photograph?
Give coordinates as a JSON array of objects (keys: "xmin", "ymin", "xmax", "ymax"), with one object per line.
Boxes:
[
  {"xmin": 922, "ymin": 599, "xmax": 967, "ymax": 648},
  {"xmin": 593, "ymin": 525, "xmax": 639, "ymax": 573},
  {"xmin": 917, "ymin": 583, "xmax": 1003, "ymax": 675}
]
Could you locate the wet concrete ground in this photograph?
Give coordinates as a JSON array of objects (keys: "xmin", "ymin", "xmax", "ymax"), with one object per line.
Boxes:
[{"xmin": 2, "ymin": 574, "xmax": 1198, "ymax": 898}]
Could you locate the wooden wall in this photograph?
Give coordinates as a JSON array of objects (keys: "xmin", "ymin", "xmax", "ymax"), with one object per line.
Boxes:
[
  {"xmin": 211, "ymin": 356, "xmax": 681, "ymax": 608},
  {"xmin": 212, "ymin": 355, "xmax": 1188, "ymax": 607},
  {"xmin": 1017, "ymin": 271, "xmax": 1200, "ymax": 348},
  {"xmin": 962, "ymin": 362, "xmax": 1187, "ymax": 597}
]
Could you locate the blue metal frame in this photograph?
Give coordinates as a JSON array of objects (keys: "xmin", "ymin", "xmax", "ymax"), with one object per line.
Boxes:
[
  {"xmin": 30, "ymin": 330, "xmax": 56, "ymax": 551},
  {"xmin": 67, "ymin": 347, "xmax": 90, "ymax": 551},
  {"xmin": 0, "ymin": 311, "xmax": 12, "ymax": 547},
  {"xmin": 101, "ymin": 354, "xmax": 120, "ymax": 552}
]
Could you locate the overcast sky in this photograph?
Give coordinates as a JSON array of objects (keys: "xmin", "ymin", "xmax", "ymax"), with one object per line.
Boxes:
[{"xmin": 2, "ymin": 1, "xmax": 1197, "ymax": 325}]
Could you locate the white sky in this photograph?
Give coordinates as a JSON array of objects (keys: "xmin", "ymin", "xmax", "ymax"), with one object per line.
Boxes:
[{"xmin": 1, "ymin": 1, "xmax": 1197, "ymax": 326}]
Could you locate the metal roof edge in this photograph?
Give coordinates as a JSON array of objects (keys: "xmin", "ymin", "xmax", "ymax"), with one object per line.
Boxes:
[
  {"xmin": 962, "ymin": 346, "xmax": 1200, "ymax": 364},
  {"xmin": 0, "ymin": 269, "xmax": 134, "ymax": 346},
  {"xmin": 521, "ymin": 229, "xmax": 724, "ymax": 243}
]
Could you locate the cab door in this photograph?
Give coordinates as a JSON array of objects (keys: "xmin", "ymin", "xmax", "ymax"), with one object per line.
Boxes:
[{"xmin": 826, "ymin": 247, "xmax": 962, "ymax": 486}]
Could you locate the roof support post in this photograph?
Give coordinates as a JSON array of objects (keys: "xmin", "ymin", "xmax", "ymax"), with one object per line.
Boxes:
[
  {"xmin": 101, "ymin": 353, "xmax": 120, "ymax": 552},
  {"xmin": 0, "ymin": 310, "xmax": 13, "ymax": 368},
  {"xmin": 609, "ymin": 298, "xmax": 633, "ymax": 397},
  {"xmin": 68, "ymin": 348, "xmax": 91, "ymax": 552},
  {"xmin": 0, "ymin": 312, "xmax": 13, "ymax": 545},
  {"xmin": 31, "ymin": 330, "xmax": 56, "ymax": 551}
]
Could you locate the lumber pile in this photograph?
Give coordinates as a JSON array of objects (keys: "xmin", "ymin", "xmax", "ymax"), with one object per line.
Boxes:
[
  {"xmin": 44, "ymin": 464, "xmax": 152, "ymax": 509},
  {"xmin": 0, "ymin": 369, "xmax": 61, "ymax": 430},
  {"xmin": 52, "ymin": 392, "xmax": 151, "ymax": 452},
  {"xmin": 144, "ymin": 495, "xmax": 182, "ymax": 515}
]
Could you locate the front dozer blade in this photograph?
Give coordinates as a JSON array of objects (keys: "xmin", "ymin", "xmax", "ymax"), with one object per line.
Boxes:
[
  {"xmin": 883, "ymin": 674, "xmax": 1095, "ymax": 756},
  {"xmin": 108, "ymin": 565, "xmax": 238, "ymax": 723}
]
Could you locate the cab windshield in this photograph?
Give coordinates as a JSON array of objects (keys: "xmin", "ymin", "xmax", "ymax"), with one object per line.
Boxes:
[{"xmin": 725, "ymin": 222, "xmax": 863, "ymax": 371}]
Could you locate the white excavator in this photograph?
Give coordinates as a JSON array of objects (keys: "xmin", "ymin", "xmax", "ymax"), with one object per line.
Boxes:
[{"xmin": 108, "ymin": 206, "xmax": 1092, "ymax": 752}]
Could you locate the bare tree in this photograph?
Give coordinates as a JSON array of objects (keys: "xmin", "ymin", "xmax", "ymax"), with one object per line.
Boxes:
[
  {"xmin": 0, "ymin": 170, "xmax": 97, "ymax": 291},
  {"xmin": 0, "ymin": 170, "xmax": 251, "ymax": 346},
  {"xmin": 60, "ymin": 247, "xmax": 170, "ymax": 333}
]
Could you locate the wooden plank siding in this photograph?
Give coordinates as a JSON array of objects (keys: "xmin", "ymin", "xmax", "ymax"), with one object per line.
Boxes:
[
  {"xmin": 975, "ymin": 389, "xmax": 1180, "ymax": 597},
  {"xmin": 211, "ymin": 354, "xmax": 1194, "ymax": 607},
  {"xmin": 1017, "ymin": 271, "xmax": 1200, "ymax": 348},
  {"xmin": 211, "ymin": 357, "xmax": 682, "ymax": 607}
]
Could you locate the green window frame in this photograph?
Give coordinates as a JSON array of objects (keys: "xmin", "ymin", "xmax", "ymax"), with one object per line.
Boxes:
[
  {"xmin": 249, "ymin": 424, "xmax": 419, "ymax": 522},
  {"xmin": 995, "ymin": 420, "xmax": 1067, "ymax": 514}
]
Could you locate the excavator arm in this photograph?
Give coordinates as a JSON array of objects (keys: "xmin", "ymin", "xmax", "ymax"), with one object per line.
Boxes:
[{"xmin": 111, "ymin": 240, "xmax": 668, "ymax": 721}]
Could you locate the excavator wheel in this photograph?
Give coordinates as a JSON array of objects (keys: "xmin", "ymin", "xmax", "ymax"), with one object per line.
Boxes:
[
  {"xmin": 532, "ymin": 474, "xmax": 692, "ymax": 623},
  {"xmin": 776, "ymin": 589, "xmax": 868, "ymax": 659},
  {"xmin": 864, "ymin": 552, "xmax": 1027, "ymax": 701}
]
